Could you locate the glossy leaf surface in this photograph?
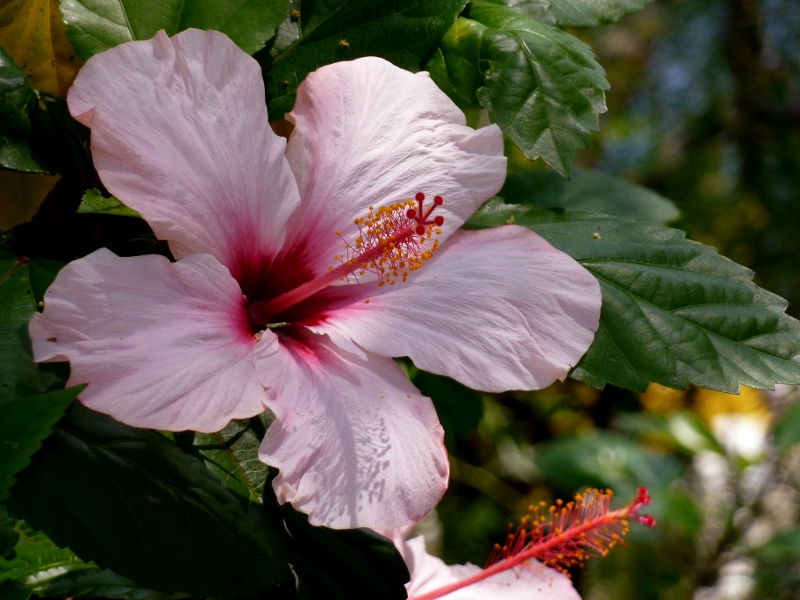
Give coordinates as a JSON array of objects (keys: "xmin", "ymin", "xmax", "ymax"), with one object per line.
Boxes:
[
  {"xmin": 429, "ymin": 3, "xmax": 609, "ymax": 177},
  {"xmin": 7, "ymin": 404, "xmax": 291, "ymax": 599},
  {"xmin": 59, "ymin": 0, "xmax": 290, "ymax": 59}
]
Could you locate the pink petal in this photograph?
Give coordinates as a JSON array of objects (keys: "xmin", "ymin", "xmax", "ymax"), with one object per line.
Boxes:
[
  {"xmin": 67, "ymin": 29, "xmax": 300, "ymax": 275},
  {"xmin": 279, "ymin": 56, "xmax": 506, "ymax": 276},
  {"xmin": 29, "ymin": 249, "xmax": 268, "ymax": 432},
  {"xmin": 311, "ymin": 227, "xmax": 601, "ymax": 391},
  {"xmin": 254, "ymin": 331, "xmax": 448, "ymax": 529},
  {"xmin": 402, "ymin": 536, "xmax": 581, "ymax": 600}
]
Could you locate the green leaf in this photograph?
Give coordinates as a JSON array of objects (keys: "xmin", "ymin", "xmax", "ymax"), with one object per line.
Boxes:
[
  {"xmin": 0, "ymin": 47, "xmax": 89, "ymax": 174},
  {"xmin": 423, "ymin": 17, "xmax": 486, "ymax": 110},
  {"xmin": 7, "ymin": 404, "xmax": 291, "ymax": 599},
  {"xmin": 59, "ymin": 0, "xmax": 291, "ymax": 60},
  {"xmin": 467, "ymin": 201, "xmax": 800, "ymax": 393},
  {"xmin": 32, "ymin": 568, "xmax": 185, "ymax": 599},
  {"xmin": 490, "ymin": 0, "xmax": 653, "ymax": 26},
  {"xmin": 2, "ymin": 520, "xmax": 183, "ymax": 599},
  {"xmin": 0, "ymin": 245, "xmax": 68, "ymax": 404},
  {"xmin": 190, "ymin": 414, "xmax": 271, "ymax": 507},
  {"xmin": 0, "ymin": 46, "xmax": 42, "ymax": 172},
  {"xmin": 0, "ymin": 386, "xmax": 84, "ymax": 502},
  {"xmin": 440, "ymin": 3, "xmax": 609, "ymax": 177},
  {"xmin": 275, "ymin": 499, "xmax": 409, "ymax": 600},
  {"xmin": 263, "ymin": 0, "xmax": 468, "ymax": 120},
  {"xmin": 76, "ymin": 189, "xmax": 141, "ymax": 217},
  {"xmin": 774, "ymin": 402, "xmax": 800, "ymax": 451},
  {"xmin": 0, "ymin": 522, "xmax": 93, "ymax": 585},
  {"xmin": 502, "ymin": 169, "xmax": 680, "ymax": 224},
  {"xmin": 0, "ymin": 506, "xmax": 19, "ymax": 561}
]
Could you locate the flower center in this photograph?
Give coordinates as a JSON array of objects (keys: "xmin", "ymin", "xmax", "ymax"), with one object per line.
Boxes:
[{"xmin": 248, "ymin": 193, "xmax": 444, "ymax": 327}]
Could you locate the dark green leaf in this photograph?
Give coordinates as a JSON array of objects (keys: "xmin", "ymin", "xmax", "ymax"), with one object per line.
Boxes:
[
  {"xmin": 413, "ymin": 370, "xmax": 483, "ymax": 445},
  {"xmin": 774, "ymin": 402, "xmax": 800, "ymax": 451},
  {"xmin": 7, "ymin": 404, "xmax": 291, "ymax": 599},
  {"xmin": 0, "ymin": 506, "xmax": 18, "ymax": 561},
  {"xmin": 276, "ymin": 500, "xmax": 409, "ymax": 600},
  {"xmin": 490, "ymin": 0, "xmax": 653, "ymax": 26},
  {"xmin": 59, "ymin": 0, "xmax": 290, "ymax": 60},
  {"xmin": 191, "ymin": 414, "xmax": 271, "ymax": 506},
  {"xmin": 502, "ymin": 169, "xmax": 680, "ymax": 224},
  {"xmin": 0, "ymin": 46, "xmax": 41, "ymax": 172},
  {"xmin": 263, "ymin": 0, "xmax": 468, "ymax": 120},
  {"xmin": 0, "ymin": 47, "xmax": 88, "ymax": 174},
  {"xmin": 467, "ymin": 201, "xmax": 800, "ymax": 393},
  {"xmin": 0, "ymin": 245, "xmax": 67, "ymax": 404},
  {"xmin": 0, "ymin": 579, "xmax": 29, "ymax": 600},
  {"xmin": 0, "ymin": 386, "xmax": 84, "ymax": 502},
  {"xmin": 76, "ymin": 189, "xmax": 141, "ymax": 217},
  {"xmin": 0, "ymin": 522, "xmax": 93, "ymax": 586},
  {"xmin": 33, "ymin": 568, "xmax": 185, "ymax": 600}
]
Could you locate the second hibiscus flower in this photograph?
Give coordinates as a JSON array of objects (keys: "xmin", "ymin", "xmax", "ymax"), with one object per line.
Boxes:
[{"xmin": 29, "ymin": 29, "xmax": 601, "ymax": 530}]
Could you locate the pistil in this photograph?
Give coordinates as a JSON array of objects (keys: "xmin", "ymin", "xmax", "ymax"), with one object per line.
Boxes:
[{"xmin": 249, "ymin": 194, "xmax": 444, "ymax": 326}]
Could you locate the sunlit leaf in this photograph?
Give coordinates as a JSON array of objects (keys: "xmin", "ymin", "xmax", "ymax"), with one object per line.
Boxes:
[
  {"xmin": 60, "ymin": 0, "xmax": 291, "ymax": 60},
  {"xmin": 76, "ymin": 188, "xmax": 140, "ymax": 217},
  {"xmin": 0, "ymin": 0, "xmax": 82, "ymax": 96},
  {"xmin": 0, "ymin": 522, "xmax": 93, "ymax": 585},
  {"xmin": 262, "ymin": 0, "xmax": 468, "ymax": 120},
  {"xmin": 468, "ymin": 201, "xmax": 800, "ymax": 393},
  {"xmin": 429, "ymin": 3, "xmax": 609, "ymax": 177},
  {"xmin": 190, "ymin": 415, "xmax": 271, "ymax": 507}
]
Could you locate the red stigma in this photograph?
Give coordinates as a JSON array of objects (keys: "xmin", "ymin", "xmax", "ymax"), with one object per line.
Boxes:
[
  {"xmin": 485, "ymin": 487, "xmax": 656, "ymax": 576},
  {"xmin": 415, "ymin": 192, "xmax": 425, "ymax": 201},
  {"xmin": 407, "ymin": 208, "xmax": 417, "ymax": 219},
  {"xmin": 415, "ymin": 224, "xmax": 426, "ymax": 235},
  {"xmin": 434, "ymin": 215, "xmax": 444, "ymax": 226},
  {"xmin": 434, "ymin": 195, "xmax": 443, "ymax": 205}
]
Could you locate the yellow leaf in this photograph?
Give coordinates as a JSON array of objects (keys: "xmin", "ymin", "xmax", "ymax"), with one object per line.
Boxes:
[
  {"xmin": 0, "ymin": 170, "xmax": 59, "ymax": 230},
  {"xmin": 0, "ymin": 0, "xmax": 82, "ymax": 96}
]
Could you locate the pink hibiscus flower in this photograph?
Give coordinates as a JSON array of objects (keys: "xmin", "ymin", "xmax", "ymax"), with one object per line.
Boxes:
[
  {"xmin": 29, "ymin": 29, "xmax": 601, "ymax": 529},
  {"xmin": 381, "ymin": 527, "xmax": 579, "ymax": 600}
]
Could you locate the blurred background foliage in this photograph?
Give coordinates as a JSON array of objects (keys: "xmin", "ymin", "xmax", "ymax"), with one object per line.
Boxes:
[{"xmin": 422, "ymin": 1, "xmax": 800, "ymax": 598}]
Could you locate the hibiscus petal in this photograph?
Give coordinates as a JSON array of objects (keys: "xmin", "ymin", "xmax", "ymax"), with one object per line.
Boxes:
[
  {"xmin": 403, "ymin": 536, "xmax": 580, "ymax": 599},
  {"xmin": 29, "ymin": 249, "xmax": 268, "ymax": 432},
  {"xmin": 311, "ymin": 227, "xmax": 602, "ymax": 391},
  {"xmin": 254, "ymin": 331, "xmax": 448, "ymax": 529},
  {"xmin": 67, "ymin": 29, "xmax": 300, "ymax": 273},
  {"xmin": 281, "ymin": 56, "xmax": 506, "ymax": 275}
]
